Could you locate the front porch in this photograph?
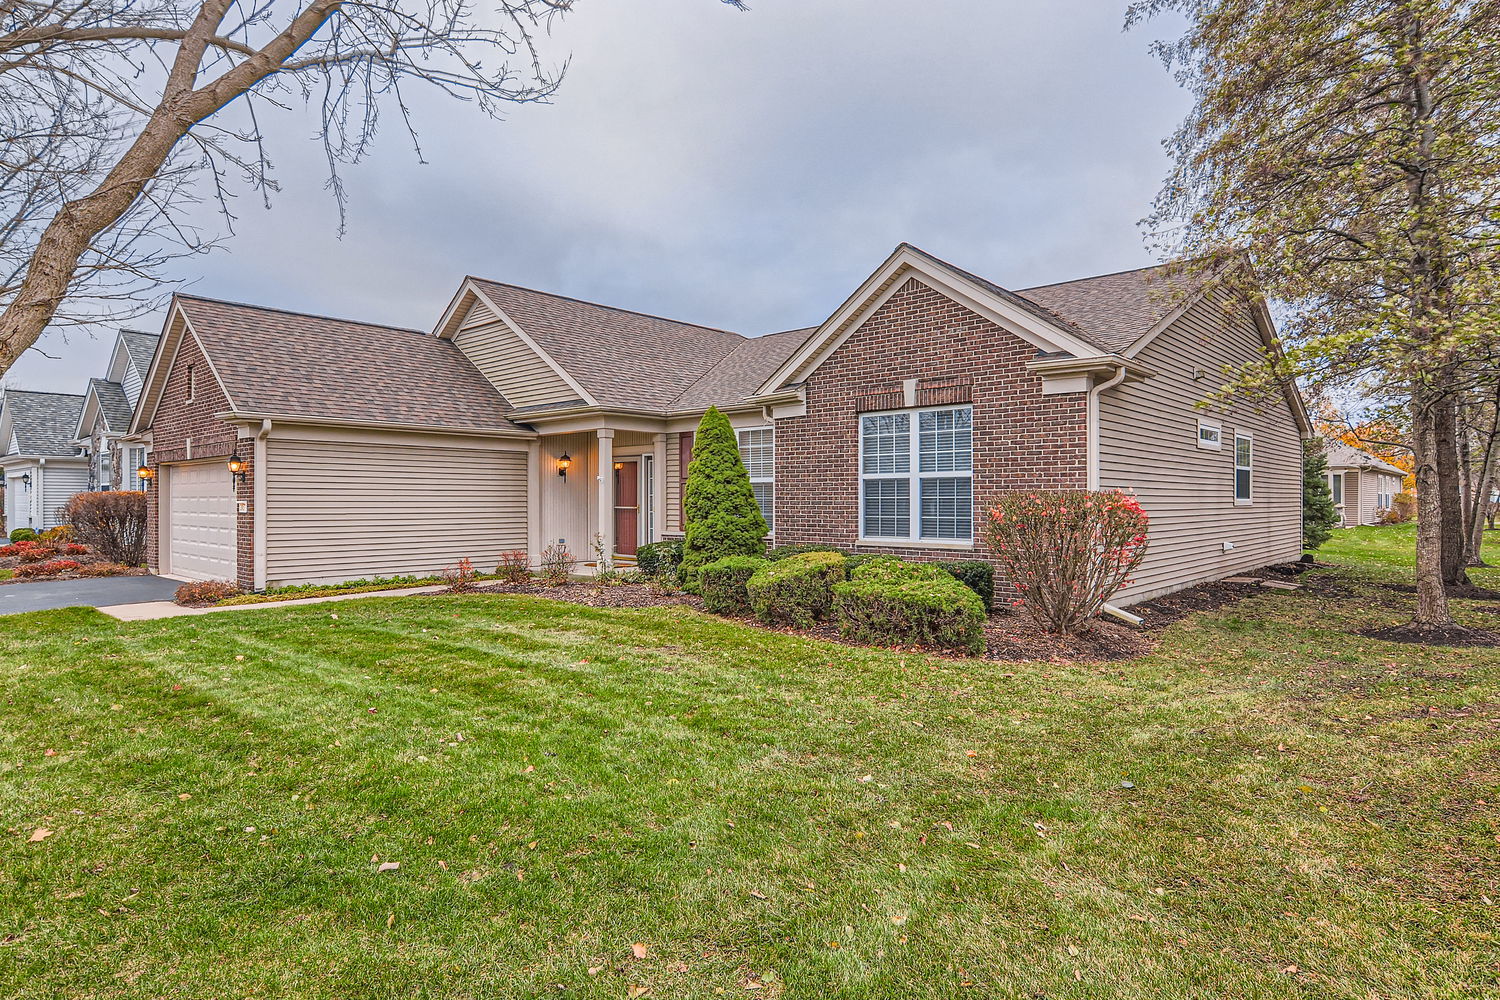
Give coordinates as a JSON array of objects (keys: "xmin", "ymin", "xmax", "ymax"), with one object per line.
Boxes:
[{"xmin": 537, "ymin": 427, "xmax": 681, "ymax": 570}]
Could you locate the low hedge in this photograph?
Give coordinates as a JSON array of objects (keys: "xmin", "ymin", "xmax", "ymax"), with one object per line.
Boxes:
[
  {"xmin": 940, "ymin": 560, "xmax": 995, "ymax": 608},
  {"xmin": 766, "ymin": 543, "xmax": 846, "ymax": 561},
  {"xmin": 833, "ymin": 559, "xmax": 987, "ymax": 655},
  {"xmin": 8, "ymin": 528, "xmax": 37, "ymax": 543},
  {"xmin": 746, "ymin": 550, "xmax": 847, "ymax": 628},
  {"xmin": 637, "ymin": 539, "xmax": 684, "ymax": 578},
  {"xmin": 699, "ymin": 555, "xmax": 767, "ymax": 615}
]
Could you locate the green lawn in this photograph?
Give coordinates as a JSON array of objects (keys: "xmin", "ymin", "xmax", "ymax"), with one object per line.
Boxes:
[{"xmin": 1, "ymin": 528, "xmax": 1496, "ymax": 999}]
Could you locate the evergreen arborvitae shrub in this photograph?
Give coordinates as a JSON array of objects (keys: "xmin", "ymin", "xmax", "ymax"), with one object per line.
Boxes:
[
  {"xmin": 637, "ymin": 539, "xmax": 684, "ymax": 579},
  {"xmin": 681, "ymin": 406, "xmax": 768, "ymax": 589},
  {"xmin": 745, "ymin": 550, "xmax": 847, "ymax": 628},
  {"xmin": 698, "ymin": 556, "xmax": 767, "ymax": 615},
  {"xmin": 1303, "ymin": 440, "xmax": 1340, "ymax": 550}
]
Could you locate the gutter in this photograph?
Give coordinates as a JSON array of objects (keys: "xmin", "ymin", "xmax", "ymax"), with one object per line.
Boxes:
[
  {"xmin": 216, "ymin": 411, "xmax": 536, "ymax": 441},
  {"xmin": 1086, "ymin": 364, "xmax": 1129, "ymax": 491}
]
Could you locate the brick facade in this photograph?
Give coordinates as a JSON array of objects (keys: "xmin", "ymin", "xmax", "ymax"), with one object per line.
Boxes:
[
  {"xmin": 772, "ymin": 276, "xmax": 1088, "ymax": 587},
  {"xmin": 142, "ymin": 331, "xmax": 256, "ymax": 588}
]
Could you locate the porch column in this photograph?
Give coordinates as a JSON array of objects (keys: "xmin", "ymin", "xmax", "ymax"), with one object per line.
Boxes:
[
  {"xmin": 526, "ymin": 440, "xmax": 541, "ymax": 563},
  {"xmin": 596, "ymin": 428, "xmax": 615, "ymax": 559},
  {"xmin": 652, "ymin": 433, "xmax": 668, "ymax": 542}
]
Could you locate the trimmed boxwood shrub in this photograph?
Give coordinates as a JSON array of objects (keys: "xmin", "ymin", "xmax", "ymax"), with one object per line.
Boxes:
[
  {"xmin": 698, "ymin": 555, "xmax": 767, "ymax": 615},
  {"xmin": 766, "ymin": 543, "xmax": 845, "ymax": 561},
  {"xmin": 9, "ymin": 528, "xmax": 37, "ymax": 543},
  {"xmin": 637, "ymin": 539, "xmax": 684, "ymax": 578},
  {"xmin": 833, "ymin": 559, "xmax": 987, "ymax": 655},
  {"xmin": 940, "ymin": 560, "xmax": 995, "ymax": 608},
  {"xmin": 681, "ymin": 406, "xmax": 768, "ymax": 589},
  {"xmin": 746, "ymin": 550, "xmax": 847, "ymax": 628}
]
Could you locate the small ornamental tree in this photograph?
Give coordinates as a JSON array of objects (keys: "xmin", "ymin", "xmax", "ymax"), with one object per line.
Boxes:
[
  {"xmin": 681, "ymin": 406, "xmax": 768, "ymax": 588},
  {"xmin": 982, "ymin": 489, "xmax": 1150, "ymax": 635},
  {"xmin": 1302, "ymin": 440, "xmax": 1340, "ymax": 551},
  {"xmin": 62, "ymin": 490, "xmax": 147, "ymax": 565}
]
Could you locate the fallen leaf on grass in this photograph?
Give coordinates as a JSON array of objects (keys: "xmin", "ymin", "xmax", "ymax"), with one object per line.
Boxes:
[
  {"xmin": 749, "ymin": 890, "xmax": 767, "ymax": 900},
  {"xmin": 386, "ymin": 912, "xmax": 395, "ymax": 928},
  {"xmin": 627, "ymin": 987, "xmax": 650, "ymax": 998},
  {"xmin": 631, "ymin": 942, "xmax": 649, "ymax": 960},
  {"xmin": 43, "ymin": 749, "xmax": 57, "ymax": 757},
  {"xmin": 377, "ymin": 862, "xmax": 400, "ymax": 873},
  {"xmin": 27, "ymin": 828, "xmax": 52, "ymax": 843}
]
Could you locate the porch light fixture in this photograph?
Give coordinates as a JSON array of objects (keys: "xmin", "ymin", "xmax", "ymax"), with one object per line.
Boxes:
[
  {"xmin": 137, "ymin": 465, "xmax": 155, "ymax": 485},
  {"xmin": 227, "ymin": 453, "xmax": 247, "ymax": 484},
  {"xmin": 613, "ymin": 462, "xmax": 624, "ymax": 471},
  {"xmin": 557, "ymin": 453, "xmax": 572, "ymax": 480},
  {"xmin": 17, "ymin": 473, "xmax": 30, "ymax": 487}
]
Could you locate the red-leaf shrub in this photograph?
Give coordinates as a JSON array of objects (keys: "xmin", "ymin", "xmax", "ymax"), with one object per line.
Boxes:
[
  {"xmin": 440, "ymin": 557, "xmax": 477, "ymax": 593},
  {"xmin": 982, "ymin": 489, "xmax": 1149, "ymax": 635},
  {"xmin": 61, "ymin": 491, "xmax": 148, "ymax": 565},
  {"xmin": 14, "ymin": 559, "xmax": 83, "ymax": 578},
  {"xmin": 16, "ymin": 545, "xmax": 59, "ymax": 564},
  {"xmin": 61, "ymin": 543, "xmax": 89, "ymax": 555},
  {"xmin": 538, "ymin": 545, "xmax": 575, "ymax": 586},
  {"xmin": 0, "ymin": 540, "xmax": 42, "ymax": 557},
  {"xmin": 77, "ymin": 562, "xmax": 133, "ymax": 578},
  {"xmin": 495, "ymin": 550, "xmax": 530, "ymax": 584},
  {"xmin": 174, "ymin": 580, "xmax": 242, "ymax": 605}
]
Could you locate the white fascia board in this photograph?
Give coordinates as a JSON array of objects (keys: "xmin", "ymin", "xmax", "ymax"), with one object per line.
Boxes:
[{"xmin": 128, "ymin": 303, "xmax": 187, "ymax": 435}]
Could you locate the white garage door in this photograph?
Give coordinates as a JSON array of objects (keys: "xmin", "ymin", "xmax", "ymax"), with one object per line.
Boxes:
[{"xmin": 166, "ymin": 461, "xmax": 237, "ymax": 582}]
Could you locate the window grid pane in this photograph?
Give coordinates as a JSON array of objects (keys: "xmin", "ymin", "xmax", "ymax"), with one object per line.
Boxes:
[
  {"xmin": 862, "ymin": 414, "xmax": 910, "ymax": 474},
  {"xmin": 863, "ymin": 479, "xmax": 910, "ymax": 537},
  {"xmin": 920, "ymin": 477, "xmax": 972, "ymax": 540},
  {"xmin": 918, "ymin": 407, "xmax": 973, "ymax": 473},
  {"xmin": 752, "ymin": 482, "xmax": 774, "ymax": 530},
  {"xmin": 738, "ymin": 428, "xmax": 775, "ymax": 480}
]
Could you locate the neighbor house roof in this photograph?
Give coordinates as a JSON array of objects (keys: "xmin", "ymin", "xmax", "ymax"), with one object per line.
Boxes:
[
  {"xmin": 1, "ymin": 389, "xmax": 86, "ymax": 457},
  {"xmin": 171, "ymin": 296, "xmax": 523, "ymax": 432},
  {"xmin": 86, "ymin": 378, "xmax": 134, "ymax": 433},
  {"xmin": 468, "ymin": 278, "xmax": 748, "ymax": 411},
  {"xmin": 119, "ymin": 330, "xmax": 160, "ymax": 382},
  {"xmin": 1016, "ymin": 262, "xmax": 1205, "ymax": 355},
  {"xmin": 1324, "ymin": 441, "xmax": 1408, "ymax": 477}
]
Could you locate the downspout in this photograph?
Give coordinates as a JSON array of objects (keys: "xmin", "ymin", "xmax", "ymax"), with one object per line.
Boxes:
[
  {"xmin": 252, "ymin": 419, "xmax": 270, "ymax": 591},
  {"xmin": 1089, "ymin": 365, "xmax": 1144, "ymax": 626}
]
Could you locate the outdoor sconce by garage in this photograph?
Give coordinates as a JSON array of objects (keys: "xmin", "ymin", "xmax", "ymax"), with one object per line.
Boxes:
[
  {"xmin": 227, "ymin": 453, "xmax": 248, "ymax": 484},
  {"xmin": 137, "ymin": 465, "xmax": 155, "ymax": 486},
  {"xmin": 557, "ymin": 453, "xmax": 572, "ymax": 480}
]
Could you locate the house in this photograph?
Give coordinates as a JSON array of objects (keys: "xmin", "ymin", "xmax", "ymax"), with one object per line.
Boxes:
[
  {"xmin": 74, "ymin": 330, "xmax": 160, "ymax": 492},
  {"xmin": 0, "ymin": 390, "xmax": 89, "ymax": 533},
  {"xmin": 127, "ymin": 244, "xmax": 1310, "ymax": 604},
  {"xmin": 1324, "ymin": 441, "xmax": 1406, "ymax": 526}
]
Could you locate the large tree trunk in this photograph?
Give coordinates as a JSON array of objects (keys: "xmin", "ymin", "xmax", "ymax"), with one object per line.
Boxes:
[
  {"xmin": 1437, "ymin": 394, "xmax": 1472, "ymax": 589},
  {"xmin": 1411, "ymin": 388, "xmax": 1458, "ymax": 627}
]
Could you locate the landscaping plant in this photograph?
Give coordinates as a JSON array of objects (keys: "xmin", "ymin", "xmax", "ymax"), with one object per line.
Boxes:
[
  {"xmin": 833, "ymin": 558, "xmax": 987, "ymax": 655},
  {"xmin": 538, "ymin": 545, "xmax": 575, "ymax": 586},
  {"xmin": 495, "ymin": 550, "xmax": 531, "ymax": 584},
  {"xmin": 745, "ymin": 550, "xmax": 847, "ymax": 628},
  {"xmin": 440, "ymin": 557, "xmax": 477, "ymax": 593},
  {"xmin": 680, "ymin": 406, "xmax": 767, "ymax": 589},
  {"xmin": 8, "ymin": 528, "xmax": 37, "ymax": 543},
  {"xmin": 1302, "ymin": 440, "xmax": 1340, "ymax": 550},
  {"xmin": 766, "ymin": 543, "xmax": 845, "ymax": 561},
  {"xmin": 636, "ymin": 539, "xmax": 684, "ymax": 579},
  {"xmin": 61, "ymin": 490, "xmax": 147, "ymax": 565},
  {"xmin": 983, "ymin": 489, "xmax": 1149, "ymax": 635},
  {"xmin": 939, "ymin": 559, "xmax": 995, "ymax": 607},
  {"xmin": 14, "ymin": 558, "xmax": 82, "ymax": 579},
  {"xmin": 173, "ymin": 580, "xmax": 242, "ymax": 605},
  {"xmin": 697, "ymin": 555, "xmax": 766, "ymax": 615}
]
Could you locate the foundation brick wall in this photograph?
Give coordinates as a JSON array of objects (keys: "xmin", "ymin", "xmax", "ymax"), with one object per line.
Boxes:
[
  {"xmin": 142, "ymin": 331, "xmax": 255, "ymax": 589},
  {"xmin": 772, "ymin": 276, "xmax": 1088, "ymax": 590}
]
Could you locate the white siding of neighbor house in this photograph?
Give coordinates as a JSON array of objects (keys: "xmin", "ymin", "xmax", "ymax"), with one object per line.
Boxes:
[
  {"xmin": 120, "ymin": 360, "xmax": 144, "ymax": 408},
  {"xmin": 1339, "ymin": 468, "xmax": 1402, "ymax": 526},
  {"xmin": 41, "ymin": 462, "xmax": 90, "ymax": 529},
  {"xmin": 1099, "ymin": 289, "xmax": 1305, "ymax": 605},
  {"xmin": 451, "ymin": 304, "xmax": 579, "ymax": 410},
  {"xmin": 1336, "ymin": 470, "xmax": 1359, "ymax": 527},
  {"xmin": 264, "ymin": 435, "xmax": 528, "ymax": 586}
]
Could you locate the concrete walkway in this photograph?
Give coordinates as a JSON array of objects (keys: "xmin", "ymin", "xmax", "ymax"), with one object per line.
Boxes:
[
  {"xmin": 97, "ymin": 584, "xmax": 449, "ymax": 622},
  {"xmin": 0, "ymin": 574, "xmax": 181, "ymax": 616}
]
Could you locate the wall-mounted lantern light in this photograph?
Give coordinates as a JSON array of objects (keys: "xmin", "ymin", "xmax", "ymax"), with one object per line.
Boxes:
[
  {"xmin": 137, "ymin": 465, "xmax": 155, "ymax": 484},
  {"xmin": 557, "ymin": 453, "xmax": 572, "ymax": 480},
  {"xmin": 613, "ymin": 462, "xmax": 624, "ymax": 471},
  {"xmin": 17, "ymin": 473, "xmax": 31, "ymax": 487},
  {"xmin": 227, "ymin": 453, "xmax": 248, "ymax": 484}
]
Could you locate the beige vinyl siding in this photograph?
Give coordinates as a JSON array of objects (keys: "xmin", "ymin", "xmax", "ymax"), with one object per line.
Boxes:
[
  {"xmin": 665, "ymin": 432, "xmax": 683, "ymax": 532},
  {"xmin": 1098, "ymin": 290, "xmax": 1305, "ymax": 605},
  {"xmin": 452, "ymin": 307, "xmax": 579, "ymax": 409},
  {"xmin": 41, "ymin": 462, "xmax": 89, "ymax": 529},
  {"xmin": 537, "ymin": 432, "xmax": 596, "ymax": 557},
  {"xmin": 265, "ymin": 437, "xmax": 527, "ymax": 586},
  {"xmin": 1343, "ymin": 471, "xmax": 1362, "ymax": 526}
]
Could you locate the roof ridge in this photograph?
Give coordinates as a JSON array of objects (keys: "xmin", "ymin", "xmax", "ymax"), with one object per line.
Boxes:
[
  {"xmin": 2, "ymin": 388, "xmax": 86, "ymax": 400},
  {"xmin": 469, "ymin": 276, "xmax": 745, "ymax": 339},
  {"xmin": 176, "ymin": 293, "xmax": 426, "ymax": 336},
  {"xmin": 1017, "ymin": 261, "xmax": 1178, "ymax": 292}
]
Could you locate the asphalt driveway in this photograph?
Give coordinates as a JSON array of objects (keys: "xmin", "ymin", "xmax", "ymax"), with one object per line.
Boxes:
[{"xmin": 0, "ymin": 575, "xmax": 180, "ymax": 616}]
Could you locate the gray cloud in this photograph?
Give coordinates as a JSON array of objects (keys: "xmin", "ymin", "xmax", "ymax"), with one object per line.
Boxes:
[{"xmin": 8, "ymin": 0, "xmax": 1189, "ymax": 392}]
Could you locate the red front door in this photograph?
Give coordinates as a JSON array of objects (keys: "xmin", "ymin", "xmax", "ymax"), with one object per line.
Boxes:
[{"xmin": 614, "ymin": 461, "xmax": 639, "ymax": 556}]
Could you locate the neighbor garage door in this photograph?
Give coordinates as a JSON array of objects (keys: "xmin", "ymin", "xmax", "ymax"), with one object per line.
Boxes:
[
  {"xmin": 264, "ymin": 437, "xmax": 528, "ymax": 587},
  {"xmin": 166, "ymin": 461, "xmax": 237, "ymax": 582}
]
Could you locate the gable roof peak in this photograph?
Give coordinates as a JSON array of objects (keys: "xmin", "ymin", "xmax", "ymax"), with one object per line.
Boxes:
[{"xmin": 465, "ymin": 276, "xmax": 742, "ymax": 338}]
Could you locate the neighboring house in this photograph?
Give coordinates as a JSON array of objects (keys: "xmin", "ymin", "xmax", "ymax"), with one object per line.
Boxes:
[
  {"xmin": 129, "ymin": 243, "xmax": 1309, "ymax": 604},
  {"xmin": 0, "ymin": 390, "xmax": 89, "ymax": 533},
  {"xmin": 74, "ymin": 330, "xmax": 161, "ymax": 491},
  {"xmin": 1324, "ymin": 441, "xmax": 1407, "ymax": 527}
]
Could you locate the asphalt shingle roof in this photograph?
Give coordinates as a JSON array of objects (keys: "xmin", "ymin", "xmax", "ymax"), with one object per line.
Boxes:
[
  {"xmin": 670, "ymin": 327, "xmax": 815, "ymax": 410},
  {"xmin": 468, "ymin": 279, "xmax": 749, "ymax": 411},
  {"xmin": 1016, "ymin": 262, "xmax": 1204, "ymax": 355},
  {"xmin": 2, "ymin": 390, "xmax": 85, "ymax": 457},
  {"xmin": 119, "ymin": 330, "xmax": 160, "ymax": 382},
  {"xmin": 87, "ymin": 379, "xmax": 134, "ymax": 433},
  {"xmin": 174, "ymin": 296, "xmax": 522, "ymax": 431},
  {"xmin": 1324, "ymin": 441, "xmax": 1408, "ymax": 477}
]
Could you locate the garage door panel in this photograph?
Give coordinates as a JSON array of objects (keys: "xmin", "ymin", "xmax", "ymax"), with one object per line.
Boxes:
[
  {"xmin": 166, "ymin": 461, "xmax": 237, "ymax": 582},
  {"xmin": 266, "ymin": 439, "xmax": 527, "ymax": 586}
]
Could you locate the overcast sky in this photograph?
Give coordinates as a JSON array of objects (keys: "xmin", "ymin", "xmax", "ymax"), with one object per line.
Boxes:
[{"xmin": 9, "ymin": 0, "xmax": 1190, "ymax": 393}]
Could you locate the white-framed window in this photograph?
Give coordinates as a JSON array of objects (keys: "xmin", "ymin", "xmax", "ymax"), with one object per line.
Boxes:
[
  {"xmin": 1329, "ymin": 472, "xmax": 1343, "ymax": 506},
  {"xmin": 1234, "ymin": 433, "xmax": 1253, "ymax": 504},
  {"xmin": 126, "ymin": 447, "xmax": 144, "ymax": 491},
  {"xmin": 737, "ymin": 427, "xmax": 774, "ymax": 531},
  {"xmin": 98, "ymin": 448, "xmax": 112, "ymax": 490},
  {"xmin": 1196, "ymin": 418, "xmax": 1222, "ymax": 450},
  {"xmin": 859, "ymin": 405, "xmax": 973, "ymax": 543}
]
